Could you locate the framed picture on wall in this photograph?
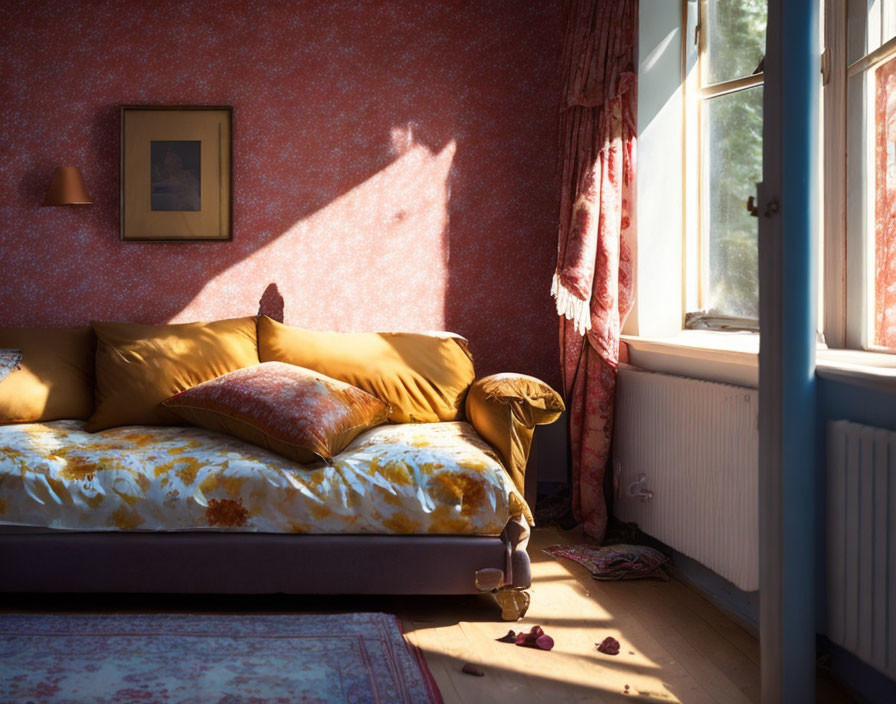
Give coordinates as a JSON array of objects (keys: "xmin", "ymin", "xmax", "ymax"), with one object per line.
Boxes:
[{"xmin": 120, "ymin": 106, "xmax": 232, "ymax": 241}]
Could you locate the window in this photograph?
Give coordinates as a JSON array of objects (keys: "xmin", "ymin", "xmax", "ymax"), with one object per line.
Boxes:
[
  {"xmin": 633, "ymin": 1, "xmax": 896, "ymax": 366},
  {"xmin": 684, "ymin": 0, "xmax": 767, "ymax": 329},
  {"xmin": 828, "ymin": 0, "xmax": 896, "ymax": 352}
]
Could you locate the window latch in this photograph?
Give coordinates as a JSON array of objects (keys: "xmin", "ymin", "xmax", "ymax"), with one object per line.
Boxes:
[
  {"xmin": 747, "ymin": 195, "xmax": 779, "ymax": 218},
  {"xmin": 747, "ymin": 195, "xmax": 759, "ymax": 217}
]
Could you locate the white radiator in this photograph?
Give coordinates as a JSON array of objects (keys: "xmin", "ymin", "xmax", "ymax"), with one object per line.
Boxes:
[
  {"xmin": 827, "ymin": 421, "xmax": 896, "ymax": 680},
  {"xmin": 612, "ymin": 367, "xmax": 759, "ymax": 591}
]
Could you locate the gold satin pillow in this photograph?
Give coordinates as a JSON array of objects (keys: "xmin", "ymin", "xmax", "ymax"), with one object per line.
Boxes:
[
  {"xmin": 257, "ymin": 316, "xmax": 476, "ymax": 423},
  {"xmin": 87, "ymin": 317, "xmax": 259, "ymax": 432},
  {"xmin": 0, "ymin": 327, "xmax": 95, "ymax": 423},
  {"xmin": 465, "ymin": 373, "xmax": 565, "ymax": 522},
  {"xmin": 164, "ymin": 362, "xmax": 391, "ymax": 464}
]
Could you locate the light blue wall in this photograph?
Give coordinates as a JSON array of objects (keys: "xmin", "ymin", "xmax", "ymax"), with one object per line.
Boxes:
[{"xmin": 818, "ymin": 378, "xmax": 896, "ymax": 432}]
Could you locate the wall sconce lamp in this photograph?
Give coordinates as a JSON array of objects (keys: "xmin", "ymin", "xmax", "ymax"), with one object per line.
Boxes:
[{"xmin": 43, "ymin": 167, "xmax": 93, "ymax": 206}]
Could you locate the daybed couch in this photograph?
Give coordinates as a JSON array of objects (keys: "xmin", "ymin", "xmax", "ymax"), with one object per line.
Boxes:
[{"xmin": 0, "ymin": 315, "xmax": 563, "ymax": 619}]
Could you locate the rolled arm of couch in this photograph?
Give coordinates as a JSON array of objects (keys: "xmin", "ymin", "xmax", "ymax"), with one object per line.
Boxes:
[{"xmin": 465, "ymin": 373, "xmax": 565, "ymax": 507}]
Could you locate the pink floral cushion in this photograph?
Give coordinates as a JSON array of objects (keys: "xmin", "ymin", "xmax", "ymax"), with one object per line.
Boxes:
[{"xmin": 163, "ymin": 362, "xmax": 391, "ymax": 464}]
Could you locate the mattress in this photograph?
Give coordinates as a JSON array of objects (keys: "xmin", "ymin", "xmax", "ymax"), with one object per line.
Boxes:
[{"xmin": 0, "ymin": 420, "xmax": 527, "ymax": 535}]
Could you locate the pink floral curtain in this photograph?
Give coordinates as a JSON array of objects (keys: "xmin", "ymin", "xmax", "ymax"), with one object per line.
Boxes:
[{"xmin": 552, "ymin": 0, "xmax": 637, "ymax": 542}]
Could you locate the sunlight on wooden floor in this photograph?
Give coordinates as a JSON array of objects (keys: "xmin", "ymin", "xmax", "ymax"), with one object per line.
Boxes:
[{"xmin": 403, "ymin": 526, "xmax": 762, "ymax": 704}]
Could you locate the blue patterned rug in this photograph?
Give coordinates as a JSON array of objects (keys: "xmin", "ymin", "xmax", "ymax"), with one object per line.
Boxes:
[{"xmin": 0, "ymin": 612, "xmax": 441, "ymax": 704}]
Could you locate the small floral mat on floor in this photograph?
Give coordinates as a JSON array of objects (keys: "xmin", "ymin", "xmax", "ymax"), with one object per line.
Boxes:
[
  {"xmin": 544, "ymin": 543, "xmax": 669, "ymax": 581},
  {"xmin": 0, "ymin": 612, "xmax": 442, "ymax": 704}
]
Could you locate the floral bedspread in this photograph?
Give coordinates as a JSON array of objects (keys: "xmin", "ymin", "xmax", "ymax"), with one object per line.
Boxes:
[{"xmin": 0, "ymin": 420, "xmax": 527, "ymax": 535}]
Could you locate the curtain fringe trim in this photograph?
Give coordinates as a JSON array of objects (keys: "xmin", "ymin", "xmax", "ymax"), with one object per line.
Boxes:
[{"xmin": 551, "ymin": 272, "xmax": 591, "ymax": 335}]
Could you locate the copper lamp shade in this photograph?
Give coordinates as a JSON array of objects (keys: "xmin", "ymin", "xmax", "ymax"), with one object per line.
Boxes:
[{"xmin": 43, "ymin": 167, "xmax": 92, "ymax": 206}]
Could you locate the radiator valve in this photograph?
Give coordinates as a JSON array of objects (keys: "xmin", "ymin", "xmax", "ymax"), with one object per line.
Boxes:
[{"xmin": 627, "ymin": 473, "xmax": 654, "ymax": 502}]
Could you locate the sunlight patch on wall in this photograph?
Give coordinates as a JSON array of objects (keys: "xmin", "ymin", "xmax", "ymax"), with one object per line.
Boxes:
[{"xmin": 172, "ymin": 133, "xmax": 457, "ymax": 332}]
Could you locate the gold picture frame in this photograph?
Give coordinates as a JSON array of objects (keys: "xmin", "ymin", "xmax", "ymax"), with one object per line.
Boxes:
[{"xmin": 120, "ymin": 106, "xmax": 232, "ymax": 241}]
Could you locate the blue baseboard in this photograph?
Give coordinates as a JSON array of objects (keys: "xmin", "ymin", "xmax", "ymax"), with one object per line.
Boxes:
[{"xmin": 817, "ymin": 637, "xmax": 896, "ymax": 704}]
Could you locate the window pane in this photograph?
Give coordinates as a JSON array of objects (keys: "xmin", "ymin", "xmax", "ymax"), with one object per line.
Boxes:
[
  {"xmin": 703, "ymin": 86, "xmax": 763, "ymax": 318},
  {"xmin": 885, "ymin": 1, "xmax": 896, "ymax": 46},
  {"xmin": 874, "ymin": 54, "xmax": 896, "ymax": 349},
  {"xmin": 868, "ymin": 0, "xmax": 896, "ymax": 55},
  {"xmin": 705, "ymin": 0, "xmax": 767, "ymax": 85}
]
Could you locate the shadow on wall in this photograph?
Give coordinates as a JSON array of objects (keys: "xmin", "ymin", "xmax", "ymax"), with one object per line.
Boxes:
[
  {"xmin": 438, "ymin": 7, "xmax": 563, "ymax": 383},
  {"xmin": 257, "ymin": 283, "xmax": 284, "ymax": 323},
  {"xmin": 19, "ymin": 163, "xmax": 58, "ymax": 205}
]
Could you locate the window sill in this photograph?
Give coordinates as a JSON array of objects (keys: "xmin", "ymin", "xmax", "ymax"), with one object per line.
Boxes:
[
  {"xmin": 815, "ymin": 349, "xmax": 896, "ymax": 392},
  {"xmin": 622, "ymin": 331, "xmax": 896, "ymax": 393},
  {"xmin": 621, "ymin": 331, "xmax": 759, "ymax": 388}
]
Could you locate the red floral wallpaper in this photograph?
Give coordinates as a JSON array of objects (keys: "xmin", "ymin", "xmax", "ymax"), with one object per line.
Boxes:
[{"xmin": 0, "ymin": 0, "xmax": 563, "ymax": 387}]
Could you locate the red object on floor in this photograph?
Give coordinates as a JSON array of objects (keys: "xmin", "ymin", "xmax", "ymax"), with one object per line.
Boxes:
[
  {"xmin": 597, "ymin": 636, "xmax": 620, "ymax": 655},
  {"xmin": 508, "ymin": 625, "xmax": 555, "ymax": 651}
]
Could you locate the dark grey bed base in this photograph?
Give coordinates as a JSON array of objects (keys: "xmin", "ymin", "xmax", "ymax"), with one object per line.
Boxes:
[{"xmin": 0, "ymin": 530, "xmax": 531, "ymax": 597}]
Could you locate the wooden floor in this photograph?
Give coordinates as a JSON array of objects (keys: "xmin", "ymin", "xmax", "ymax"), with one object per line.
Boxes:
[
  {"xmin": 400, "ymin": 526, "xmax": 855, "ymax": 704},
  {"xmin": 2, "ymin": 526, "xmax": 857, "ymax": 703}
]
